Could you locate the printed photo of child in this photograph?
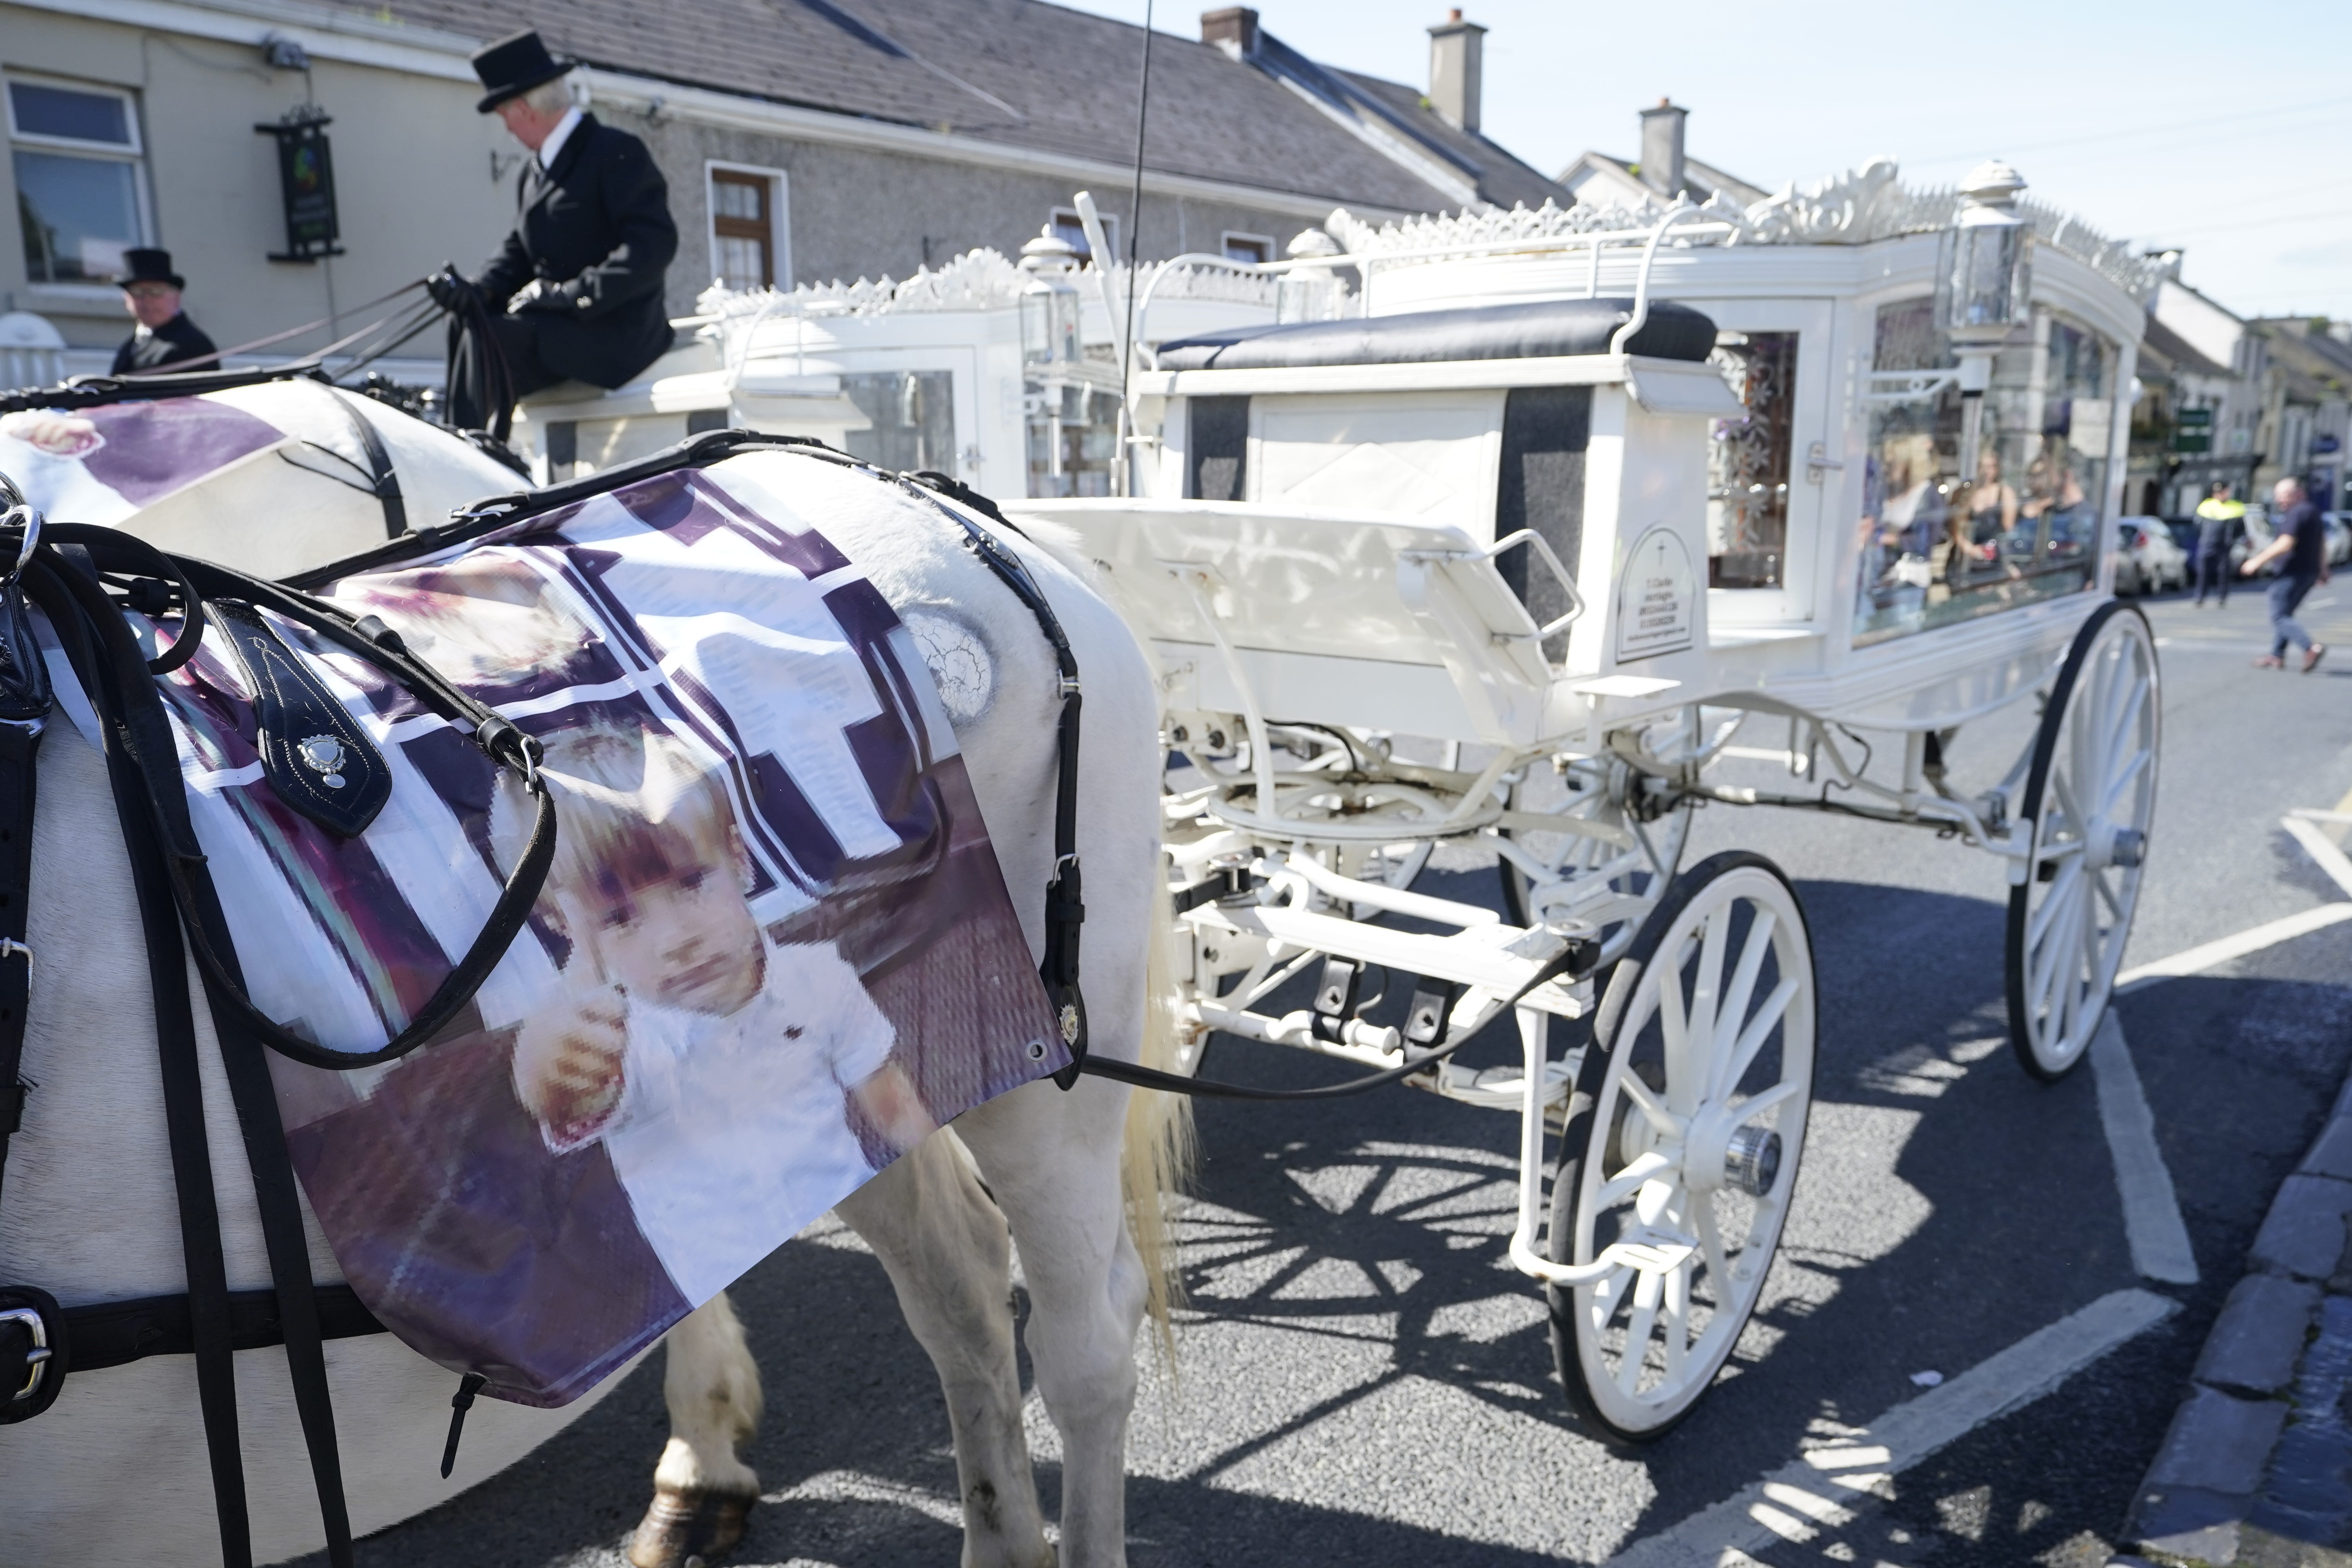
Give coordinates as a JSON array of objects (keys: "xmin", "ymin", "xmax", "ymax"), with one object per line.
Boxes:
[{"xmin": 491, "ymin": 719, "xmax": 936, "ymax": 1305}]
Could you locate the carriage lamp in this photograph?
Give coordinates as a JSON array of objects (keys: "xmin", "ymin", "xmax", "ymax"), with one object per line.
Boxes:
[
  {"xmin": 1020, "ymin": 227, "xmax": 1084, "ymax": 484},
  {"xmin": 1277, "ymin": 227, "xmax": 1347, "ymax": 325},
  {"xmin": 1939, "ymin": 161, "xmax": 2034, "ymax": 484},
  {"xmin": 1019, "ymin": 227, "xmax": 1084, "ymax": 374}
]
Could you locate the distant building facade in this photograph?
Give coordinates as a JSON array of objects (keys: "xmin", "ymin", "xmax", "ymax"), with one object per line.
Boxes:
[{"xmin": 1, "ymin": 0, "xmax": 1568, "ymax": 380}]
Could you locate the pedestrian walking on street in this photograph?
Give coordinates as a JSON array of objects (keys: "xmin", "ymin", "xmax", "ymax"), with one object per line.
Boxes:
[
  {"xmin": 2193, "ymin": 480, "xmax": 2244, "ymax": 606},
  {"xmin": 2242, "ymin": 476, "xmax": 2330, "ymax": 670},
  {"xmin": 432, "ymin": 29, "xmax": 679, "ymax": 435},
  {"xmin": 110, "ymin": 249, "xmax": 218, "ymax": 376}
]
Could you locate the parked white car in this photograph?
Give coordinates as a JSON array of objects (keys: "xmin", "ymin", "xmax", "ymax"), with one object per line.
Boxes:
[
  {"xmin": 2115, "ymin": 516, "xmax": 2189, "ymax": 595},
  {"xmin": 2323, "ymin": 512, "xmax": 2352, "ymax": 566}
]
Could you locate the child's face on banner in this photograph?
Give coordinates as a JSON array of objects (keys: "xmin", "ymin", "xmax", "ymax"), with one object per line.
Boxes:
[{"xmin": 565, "ymin": 850, "xmax": 764, "ymax": 1016}]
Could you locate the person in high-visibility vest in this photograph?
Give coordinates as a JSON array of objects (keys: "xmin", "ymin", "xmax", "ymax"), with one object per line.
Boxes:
[{"xmin": 2194, "ymin": 481, "xmax": 2246, "ymax": 606}]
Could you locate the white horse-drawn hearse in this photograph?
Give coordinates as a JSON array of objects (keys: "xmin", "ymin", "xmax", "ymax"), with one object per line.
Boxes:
[
  {"xmin": 998, "ymin": 160, "xmax": 2158, "ymax": 1438},
  {"xmin": 489, "ymin": 157, "xmax": 2159, "ymax": 1441}
]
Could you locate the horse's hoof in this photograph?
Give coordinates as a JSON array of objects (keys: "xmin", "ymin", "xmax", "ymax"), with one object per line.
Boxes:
[{"xmin": 627, "ymin": 1485, "xmax": 755, "ymax": 1568}]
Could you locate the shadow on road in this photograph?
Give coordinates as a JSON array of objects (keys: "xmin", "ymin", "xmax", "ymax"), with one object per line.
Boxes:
[{"xmin": 304, "ymin": 879, "xmax": 2352, "ymax": 1567}]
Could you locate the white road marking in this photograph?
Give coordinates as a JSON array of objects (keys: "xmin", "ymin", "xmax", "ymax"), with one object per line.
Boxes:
[
  {"xmin": 2114, "ymin": 904, "xmax": 2352, "ymax": 994},
  {"xmin": 2090, "ymin": 1011, "xmax": 2199, "ymax": 1284},
  {"xmin": 2285, "ymin": 812, "xmax": 2352, "ymax": 898},
  {"xmin": 1601, "ymin": 1289, "xmax": 2176, "ymax": 1568},
  {"xmin": 2328, "ymin": 788, "xmax": 2352, "ymax": 849}
]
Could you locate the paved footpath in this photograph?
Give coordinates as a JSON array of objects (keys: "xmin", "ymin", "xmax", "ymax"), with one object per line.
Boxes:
[
  {"xmin": 2125, "ymin": 1069, "xmax": 2352, "ymax": 1568},
  {"xmin": 2122, "ymin": 800, "xmax": 2352, "ymax": 1568}
]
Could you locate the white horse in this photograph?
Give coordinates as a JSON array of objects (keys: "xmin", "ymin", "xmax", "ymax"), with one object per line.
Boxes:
[{"xmin": 0, "ymin": 379, "xmax": 1186, "ymax": 1568}]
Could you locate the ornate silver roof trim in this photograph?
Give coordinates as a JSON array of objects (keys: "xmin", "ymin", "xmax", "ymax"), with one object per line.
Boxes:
[
  {"xmin": 1326, "ymin": 159, "xmax": 2165, "ymax": 303},
  {"xmin": 695, "ymin": 248, "xmax": 1274, "ymax": 322}
]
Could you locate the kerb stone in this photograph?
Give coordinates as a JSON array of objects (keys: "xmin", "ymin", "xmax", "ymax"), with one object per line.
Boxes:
[
  {"xmin": 2196, "ymin": 1274, "xmax": 2322, "ymax": 1396},
  {"xmin": 2144, "ymin": 1386, "xmax": 2290, "ymax": 1497},
  {"xmin": 2252, "ymin": 1176, "xmax": 2352, "ymax": 1282}
]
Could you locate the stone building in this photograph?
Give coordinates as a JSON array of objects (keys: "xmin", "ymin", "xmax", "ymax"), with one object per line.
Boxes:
[{"xmin": 1, "ymin": 0, "xmax": 1567, "ymax": 377}]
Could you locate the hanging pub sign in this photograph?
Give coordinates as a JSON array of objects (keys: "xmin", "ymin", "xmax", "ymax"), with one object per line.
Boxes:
[
  {"xmin": 254, "ymin": 108, "xmax": 344, "ymax": 262},
  {"xmin": 2173, "ymin": 407, "xmax": 2212, "ymax": 455}
]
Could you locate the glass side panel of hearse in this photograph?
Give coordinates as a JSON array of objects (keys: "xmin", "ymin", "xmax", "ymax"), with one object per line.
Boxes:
[{"xmin": 1853, "ymin": 299, "xmax": 2116, "ymax": 647}]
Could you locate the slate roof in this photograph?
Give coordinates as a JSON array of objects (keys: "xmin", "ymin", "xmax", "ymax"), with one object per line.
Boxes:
[
  {"xmin": 1561, "ymin": 149, "xmax": 1770, "ymax": 210},
  {"xmin": 2252, "ymin": 319, "xmax": 2352, "ymax": 403},
  {"xmin": 341, "ymin": 0, "xmax": 1567, "ymax": 216},
  {"xmin": 2139, "ymin": 313, "xmax": 2235, "ymax": 383},
  {"xmin": 1334, "ymin": 70, "xmax": 1573, "ymax": 211}
]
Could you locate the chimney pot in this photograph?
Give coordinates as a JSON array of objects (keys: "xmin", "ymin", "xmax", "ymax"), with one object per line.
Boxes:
[
  {"xmin": 1200, "ymin": 7, "xmax": 1259, "ymax": 54},
  {"xmin": 1638, "ymin": 99, "xmax": 1688, "ymax": 199},
  {"xmin": 1427, "ymin": 10, "xmax": 1486, "ymax": 134}
]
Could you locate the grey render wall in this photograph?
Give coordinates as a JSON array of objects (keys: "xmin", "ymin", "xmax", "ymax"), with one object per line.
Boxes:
[
  {"xmin": 1, "ymin": 3, "xmax": 510, "ymax": 354},
  {"xmin": 617, "ymin": 104, "xmax": 1328, "ymax": 318}
]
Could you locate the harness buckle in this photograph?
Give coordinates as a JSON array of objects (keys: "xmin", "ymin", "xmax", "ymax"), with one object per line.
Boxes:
[
  {"xmin": 1, "ymin": 1303, "xmax": 54, "ymax": 1404},
  {"xmin": 0, "ymin": 939, "xmax": 29, "ymax": 969}
]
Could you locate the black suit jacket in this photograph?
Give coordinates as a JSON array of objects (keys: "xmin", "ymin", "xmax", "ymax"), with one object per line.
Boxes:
[
  {"xmin": 472, "ymin": 114, "xmax": 679, "ymax": 389},
  {"xmin": 111, "ymin": 313, "xmax": 219, "ymax": 376}
]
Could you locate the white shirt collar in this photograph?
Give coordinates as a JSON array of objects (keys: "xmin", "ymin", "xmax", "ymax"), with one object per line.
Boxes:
[{"xmin": 537, "ymin": 105, "xmax": 584, "ymax": 171}]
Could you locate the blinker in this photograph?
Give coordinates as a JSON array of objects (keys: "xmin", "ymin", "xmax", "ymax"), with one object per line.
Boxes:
[{"xmin": 207, "ymin": 598, "xmax": 392, "ymax": 838}]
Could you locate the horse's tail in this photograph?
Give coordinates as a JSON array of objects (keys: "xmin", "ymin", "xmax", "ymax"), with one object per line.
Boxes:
[{"xmin": 1121, "ymin": 859, "xmax": 1195, "ymax": 1367}]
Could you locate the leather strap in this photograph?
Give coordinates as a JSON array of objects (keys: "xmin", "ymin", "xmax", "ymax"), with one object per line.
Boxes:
[
  {"xmin": 56, "ymin": 1282, "xmax": 385, "ymax": 1372},
  {"xmin": 903, "ymin": 472, "xmax": 1091, "ymax": 1083},
  {"xmin": 38, "ymin": 561, "xmax": 255, "ymax": 1568},
  {"xmin": 0, "ymin": 720, "xmax": 42, "ymax": 1204},
  {"xmin": 327, "ymin": 385, "xmax": 408, "ymax": 540}
]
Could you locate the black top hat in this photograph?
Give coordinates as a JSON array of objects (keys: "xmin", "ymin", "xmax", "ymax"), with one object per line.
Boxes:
[
  {"xmin": 470, "ymin": 29, "xmax": 575, "ymax": 114},
  {"xmin": 119, "ymin": 248, "xmax": 184, "ymax": 290}
]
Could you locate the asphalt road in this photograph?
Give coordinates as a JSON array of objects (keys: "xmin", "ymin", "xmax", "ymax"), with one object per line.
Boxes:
[{"xmin": 318, "ymin": 584, "xmax": 2352, "ymax": 1568}]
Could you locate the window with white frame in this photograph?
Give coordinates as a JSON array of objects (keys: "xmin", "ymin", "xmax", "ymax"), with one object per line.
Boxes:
[
  {"xmin": 707, "ymin": 164, "xmax": 788, "ymax": 292},
  {"xmin": 1050, "ymin": 207, "xmax": 1116, "ymax": 265},
  {"xmin": 9, "ymin": 77, "xmax": 149, "ymax": 284},
  {"xmin": 1222, "ymin": 231, "xmax": 1273, "ymax": 265}
]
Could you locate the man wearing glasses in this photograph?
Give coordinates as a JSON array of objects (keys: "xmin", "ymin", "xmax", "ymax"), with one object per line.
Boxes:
[{"xmin": 110, "ymin": 249, "xmax": 219, "ymax": 377}]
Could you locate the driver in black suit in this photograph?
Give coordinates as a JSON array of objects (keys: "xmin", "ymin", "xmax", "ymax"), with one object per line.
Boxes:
[{"xmin": 436, "ymin": 31, "xmax": 678, "ymax": 433}]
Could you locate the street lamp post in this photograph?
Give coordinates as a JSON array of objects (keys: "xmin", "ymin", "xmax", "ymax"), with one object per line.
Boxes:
[{"xmin": 1940, "ymin": 160, "xmax": 2033, "ymax": 491}]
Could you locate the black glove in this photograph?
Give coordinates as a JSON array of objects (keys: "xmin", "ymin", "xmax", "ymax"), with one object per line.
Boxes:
[{"xmin": 426, "ymin": 268, "xmax": 478, "ymax": 315}]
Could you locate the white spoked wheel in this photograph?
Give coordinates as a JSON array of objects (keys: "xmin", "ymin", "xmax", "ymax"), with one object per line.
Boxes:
[
  {"xmin": 2006, "ymin": 603, "xmax": 2160, "ymax": 1081},
  {"xmin": 1499, "ymin": 757, "xmax": 1691, "ymax": 965},
  {"xmin": 1548, "ymin": 851, "xmax": 1816, "ymax": 1442}
]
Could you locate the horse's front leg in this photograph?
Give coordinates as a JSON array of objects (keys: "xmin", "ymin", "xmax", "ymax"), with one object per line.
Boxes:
[
  {"xmin": 628, "ymin": 1294, "xmax": 764, "ymax": 1568},
  {"xmin": 835, "ymin": 1127, "xmax": 1054, "ymax": 1568}
]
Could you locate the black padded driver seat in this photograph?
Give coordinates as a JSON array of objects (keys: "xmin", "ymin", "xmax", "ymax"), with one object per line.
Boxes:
[{"xmin": 1154, "ymin": 296, "xmax": 1718, "ymax": 372}]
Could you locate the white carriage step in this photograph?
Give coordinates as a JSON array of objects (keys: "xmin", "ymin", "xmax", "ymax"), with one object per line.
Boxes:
[
  {"xmin": 1574, "ymin": 674, "xmax": 1683, "ymax": 700},
  {"xmin": 1600, "ymin": 1288, "xmax": 2175, "ymax": 1568},
  {"xmin": 1266, "ymin": 851, "xmax": 1500, "ymax": 926},
  {"xmin": 1433, "ymin": 1056, "xmax": 1575, "ymax": 1110},
  {"xmin": 1231, "ymin": 902, "xmax": 1588, "ymax": 1015}
]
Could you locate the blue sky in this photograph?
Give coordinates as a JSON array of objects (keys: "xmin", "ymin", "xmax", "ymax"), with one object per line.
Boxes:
[{"xmin": 1046, "ymin": 0, "xmax": 2352, "ymax": 323}]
